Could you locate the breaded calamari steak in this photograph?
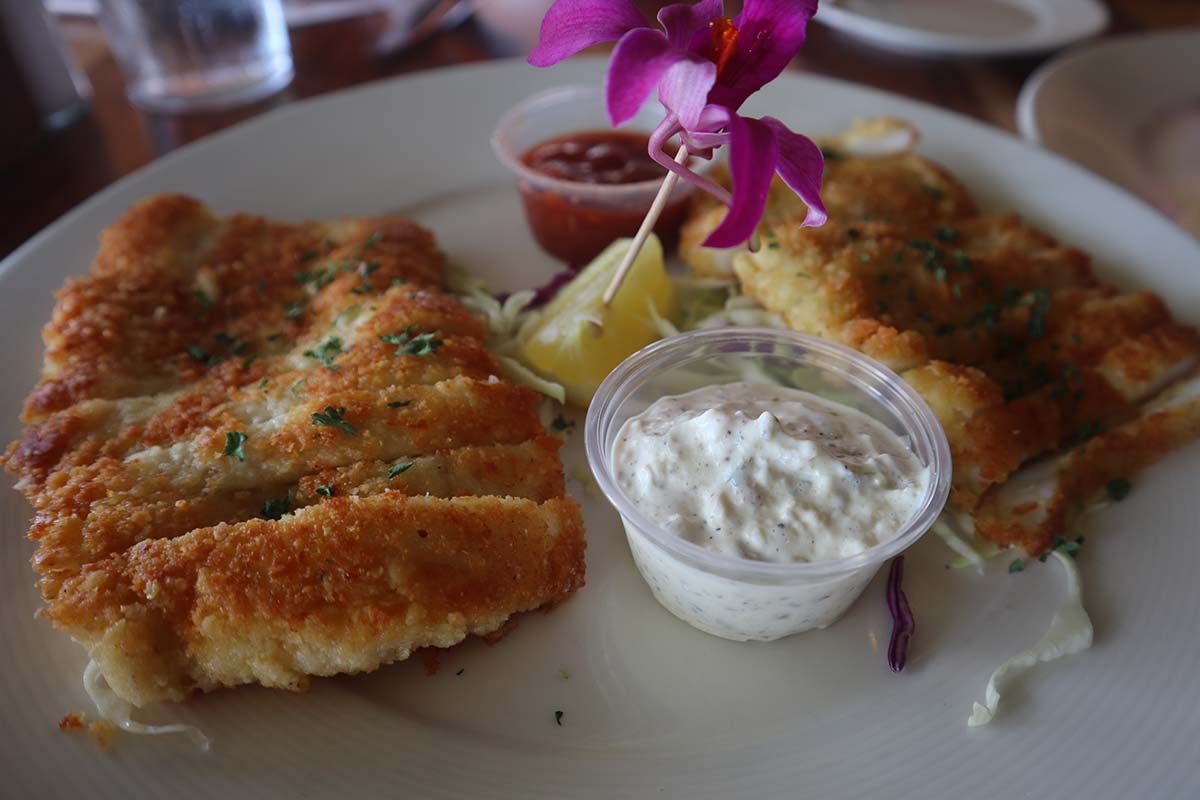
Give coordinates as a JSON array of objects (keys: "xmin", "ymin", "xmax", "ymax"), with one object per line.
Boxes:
[
  {"xmin": 680, "ymin": 136, "xmax": 1200, "ymax": 554},
  {"xmin": 2, "ymin": 195, "xmax": 586, "ymax": 706}
]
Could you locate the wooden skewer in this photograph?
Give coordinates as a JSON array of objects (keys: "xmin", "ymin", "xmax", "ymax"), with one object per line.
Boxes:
[{"xmin": 600, "ymin": 144, "xmax": 691, "ymax": 308}]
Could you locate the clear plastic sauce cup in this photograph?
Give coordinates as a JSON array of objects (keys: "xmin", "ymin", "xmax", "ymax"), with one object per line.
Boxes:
[
  {"xmin": 491, "ymin": 85, "xmax": 696, "ymax": 266},
  {"xmin": 585, "ymin": 327, "xmax": 952, "ymax": 642}
]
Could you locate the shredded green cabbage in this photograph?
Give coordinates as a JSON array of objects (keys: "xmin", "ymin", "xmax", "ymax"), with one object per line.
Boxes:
[
  {"xmin": 83, "ymin": 660, "xmax": 210, "ymax": 750},
  {"xmin": 930, "ymin": 511, "xmax": 998, "ymax": 572},
  {"xmin": 445, "ymin": 262, "xmax": 566, "ymax": 402},
  {"xmin": 967, "ymin": 551, "xmax": 1094, "ymax": 727}
]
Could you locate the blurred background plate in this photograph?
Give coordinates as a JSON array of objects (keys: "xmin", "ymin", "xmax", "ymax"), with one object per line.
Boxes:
[
  {"xmin": 1018, "ymin": 28, "xmax": 1200, "ymax": 237},
  {"xmin": 816, "ymin": 0, "xmax": 1108, "ymax": 57}
]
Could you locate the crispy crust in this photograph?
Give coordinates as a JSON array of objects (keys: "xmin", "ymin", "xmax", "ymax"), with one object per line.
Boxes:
[
  {"xmin": 3, "ymin": 196, "xmax": 586, "ymax": 706},
  {"xmin": 682, "ymin": 130, "xmax": 1200, "ymax": 552},
  {"xmin": 49, "ymin": 495, "xmax": 586, "ymax": 706}
]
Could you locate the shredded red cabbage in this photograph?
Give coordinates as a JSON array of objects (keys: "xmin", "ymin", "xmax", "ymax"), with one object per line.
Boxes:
[
  {"xmin": 886, "ymin": 556, "xmax": 915, "ymax": 673},
  {"xmin": 496, "ymin": 268, "xmax": 578, "ymax": 309}
]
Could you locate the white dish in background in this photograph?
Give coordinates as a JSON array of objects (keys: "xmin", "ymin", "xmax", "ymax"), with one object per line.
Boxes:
[
  {"xmin": 1, "ymin": 57, "xmax": 1199, "ymax": 799},
  {"xmin": 1018, "ymin": 28, "xmax": 1200, "ymax": 238},
  {"xmin": 816, "ymin": 0, "xmax": 1108, "ymax": 57}
]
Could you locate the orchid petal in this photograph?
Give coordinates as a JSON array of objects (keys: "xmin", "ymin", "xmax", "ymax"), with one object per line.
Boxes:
[
  {"xmin": 657, "ymin": 0, "xmax": 724, "ymax": 50},
  {"xmin": 649, "ymin": 116, "xmax": 733, "ymax": 205},
  {"xmin": 657, "ymin": 57, "xmax": 716, "ymax": 130},
  {"xmin": 762, "ymin": 117, "xmax": 827, "ymax": 226},
  {"xmin": 528, "ymin": 0, "xmax": 647, "ymax": 67},
  {"xmin": 680, "ymin": 103, "xmax": 732, "ymax": 150},
  {"xmin": 703, "ymin": 114, "xmax": 778, "ymax": 247},
  {"xmin": 605, "ymin": 29, "xmax": 682, "ymax": 126},
  {"xmin": 710, "ymin": 0, "xmax": 818, "ymax": 109}
]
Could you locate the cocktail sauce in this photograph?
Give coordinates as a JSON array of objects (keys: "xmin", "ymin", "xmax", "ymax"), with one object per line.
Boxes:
[{"xmin": 518, "ymin": 130, "xmax": 691, "ymax": 265}]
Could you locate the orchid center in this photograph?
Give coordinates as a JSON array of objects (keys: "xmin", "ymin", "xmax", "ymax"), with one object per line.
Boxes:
[{"xmin": 708, "ymin": 17, "xmax": 740, "ymax": 79}]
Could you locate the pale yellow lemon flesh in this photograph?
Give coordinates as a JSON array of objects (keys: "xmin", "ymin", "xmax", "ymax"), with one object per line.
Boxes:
[{"xmin": 518, "ymin": 235, "xmax": 675, "ymax": 406}]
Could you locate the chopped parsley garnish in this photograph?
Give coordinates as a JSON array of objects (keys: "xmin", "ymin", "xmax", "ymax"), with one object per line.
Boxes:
[
  {"xmin": 311, "ymin": 406, "xmax": 357, "ymax": 435},
  {"xmin": 1073, "ymin": 420, "xmax": 1105, "ymax": 444},
  {"xmin": 186, "ymin": 344, "xmax": 210, "ymax": 362},
  {"xmin": 935, "ymin": 226, "xmax": 959, "ymax": 243},
  {"xmin": 299, "ymin": 249, "xmax": 319, "ymax": 262},
  {"xmin": 933, "ymin": 265, "xmax": 947, "ymax": 283},
  {"xmin": 1039, "ymin": 535, "xmax": 1084, "ymax": 562},
  {"xmin": 1008, "ymin": 559, "xmax": 1025, "ymax": 574},
  {"xmin": 295, "ymin": 268, "xmax": 329, "ymax": 286},
  {"xmin": 315, "ymin": 485, "xmax": 333, "ymax": 497},
  {"xmin": 284, "ymin": 301, "xmax": 306, "ymax": 321},
  {"xmin": 554, "ymin": 710, "xmax": 564, "ymax": 726},
  {"xmin": 266, "ymin": 332, "xmax": 283, "ymax": 342},
  {"xmin": 1020, "ymin": 289, "xmax": 1052, "ymax": 339},
  {"xmin": 358, "ymin": 260, "xmax": 381, "ymax": 277},
  {"xmin": 186, "ymin": 344, "xmax": 224, "ymax": 366},
  {"xmin": 559, "ymin": 668, "xmax": 569, "ymax": 680},
  {"xmin": 258, "ymin": 378, "xmax": 269, "ymax": 390},
  {"xmin": 380, "ymin": 326, "xmax": 443, "ymax": 357},
  {"xmin": 223, "ymin": 431, "xmax": 248, "ymax": 461},
  {"xmin": 290, "ymin": 378, "xmax": 307, "ymax": 397},
  {"xmin": 361, "ymin": 231, "xmax": 381, "ymax": 250},
  {"xmin": 1106, "ymin": 478, "xmax": 1132, "ymax": 502},
  {"xmin": 214, "ymin": 332, "xmax": 251, "ymax": 356},
  {"xmin": 766, "ymin": 241, "xmax": 780, "ymax": 249},
  {"xmin": 551, "ymin": 415, "xmax": 576, "ymax": 433},
  {"xmin": 387, "ymin": 461, "xmax": 414, "ymax": 479},
  {"xmin": 192, "ymin": 288, "xmax": 214, "ymax": 308},
  {"xmin": 969, "ymin": 300, "xmax": 1000, "ymax": 328},
  {"xmin": 304, "ymin": 336, "xmax": 344, "ymax": 366},
  {"xmin": 846, "ymin": 227, "xmax": 861, "ymax": 240},
  {"xmin": 387, "ymin": 400, "xmax": 412, "ymax": 408},
  {"xmin": 455, "ymin": 668, "xmax": 465, "ymax": 676},
  {"xmin": 819, "ymin": 147, "xmax": 845, "ymax": 163},
  {"xmin": 921, "ymin": 184, "xmax": 944, "ymax": 201},
  {"xmin": 261, "ymin": 490, "xmax": 293, "ymax": 520}
]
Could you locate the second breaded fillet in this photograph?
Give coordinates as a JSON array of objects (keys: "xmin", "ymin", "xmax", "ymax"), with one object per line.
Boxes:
[
  {"xmin": 3, "ymin": 195, "xmax": 587, "ymax": 707},
  {"xmin": 680, "ymin": 125, "xmax": 1200, "ymax": 554}
]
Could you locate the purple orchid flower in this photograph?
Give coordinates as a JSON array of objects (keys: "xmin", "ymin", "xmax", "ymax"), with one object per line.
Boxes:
[{"xmin": 529, "ymin": 0, "xmax": 827, "ymax": 248}]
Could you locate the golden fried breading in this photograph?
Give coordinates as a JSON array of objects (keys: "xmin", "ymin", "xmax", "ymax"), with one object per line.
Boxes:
[
  {"xmin": 2, "ymin": 196, "xmax": 586, "ymax": 707},
  {"xmin": 679, "ymin": 132, "xmax": 975, "ymax": 279},
  {"xmin": 681, "ymin": 133, "xmax": 1200, "ymax": 553},
  {"xmin": 974, "ymin": 372, "xmax": 1200, "ymax": 552},
  {"xmin": 49, "ymin": 495, "xmax": 585, "ymax": 707}
]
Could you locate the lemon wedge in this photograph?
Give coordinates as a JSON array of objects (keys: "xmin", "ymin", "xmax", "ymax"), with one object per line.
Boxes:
[{"xmin": 518, "ymin": 235, "xmax": 675, "ymax": 406}]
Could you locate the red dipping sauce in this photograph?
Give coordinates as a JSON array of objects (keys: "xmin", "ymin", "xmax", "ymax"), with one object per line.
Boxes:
[{"xmin": 517, "ymin": 130, "xmax": 692, "ymax": 266}]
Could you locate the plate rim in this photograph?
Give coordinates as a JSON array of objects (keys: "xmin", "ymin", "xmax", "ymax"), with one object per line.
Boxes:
[
  {"xmin": 3, "ymin": 56, "xmax": 1200, "ymax": 798},
  {"xmin": 816, "ymin": 0, "xmax": 1109, "ymax": 57}
]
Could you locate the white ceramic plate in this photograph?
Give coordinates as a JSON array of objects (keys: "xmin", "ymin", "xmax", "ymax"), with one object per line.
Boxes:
[
  {"xmin": 1018, "ymin": 28, "xmax": 1200, "ymax": 238},
  {"xmin": 816, "ymin": 0, "xmax": 1108, "ymax": 57},
  {"xmin": 2, "ymin": 57, "xmax": 1198, "ymax": 799}
]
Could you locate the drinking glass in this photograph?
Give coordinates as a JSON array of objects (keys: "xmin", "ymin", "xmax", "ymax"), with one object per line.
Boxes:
[{"xmin": 97, "ymin": 0, "xmax": 294, "ymax": 113}]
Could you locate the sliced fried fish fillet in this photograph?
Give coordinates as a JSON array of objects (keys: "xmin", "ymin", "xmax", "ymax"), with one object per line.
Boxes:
[
  {"xmin": 680, "ymin": 122, "xmax": 975, "ymax": 279},
  {"xmin": 48, "ymin": 495, "xmax": 585, "ymax": 707},
  {"xmin": 681, "ymin": 126, "xmax": 1200, "ymax": 553},
  {"xmin": 974, "ymin": 371, "xmax": 1200, "ymax": 552},
  {"xmin": 2, "ymin": 195, "xmax": 587, "ymax": 707}
]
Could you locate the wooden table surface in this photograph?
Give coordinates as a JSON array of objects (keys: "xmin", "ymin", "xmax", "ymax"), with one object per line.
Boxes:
[{"xmin": 1, "ymin": 0, "xmax": 1195, "ymax": 259}]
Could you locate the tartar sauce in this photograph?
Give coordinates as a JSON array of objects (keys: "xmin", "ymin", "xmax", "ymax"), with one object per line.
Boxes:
[
  {"xmin": 610, "ymin": 382, "xmax": 932, "ymax": 640},
  {"xmin": 614, "ymin": 382, "xmax": 930, "ymax": 562}
]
